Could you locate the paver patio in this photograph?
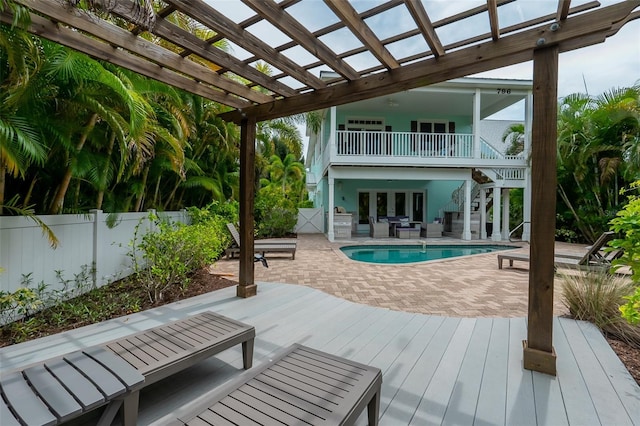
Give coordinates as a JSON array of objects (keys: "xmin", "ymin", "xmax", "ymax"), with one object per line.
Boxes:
[{"xmin": 213, "ymin": 234, "xmax": 584, "ymax": 317}]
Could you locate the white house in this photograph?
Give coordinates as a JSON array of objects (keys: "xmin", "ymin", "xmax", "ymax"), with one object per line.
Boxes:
[{"xmin": 305, "ymin": 75, "xmax": 532, "ymax": 242}]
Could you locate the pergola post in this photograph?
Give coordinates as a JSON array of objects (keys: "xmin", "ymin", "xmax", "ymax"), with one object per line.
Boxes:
[
  {"xmin": 523, "ymin": 45, "xmax": 559, "ymax": 375},
  {"xmin": 237, "ymin": 116, "xmax": 257, "ymax": 298}
]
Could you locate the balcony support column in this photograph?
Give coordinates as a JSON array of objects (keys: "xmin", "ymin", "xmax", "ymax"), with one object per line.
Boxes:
[
  {"xmin": 328, "ymin": 176, "xmax": 335, "ymax": 242},
  {"xmin": 491, "ymin": 186, "xmax": 502, "ymax": 241},
  {"xmin": 462, "ymin": 179, "xmax": 472, "ymax": 240},
  {"xmin": 473, "ymin": 89, "xmax": 481, "ymax": 159},
  {"xmin": 479, "ymin": 188, "xmax": 487, "ymax": 239},
  {"xmin": 502, "ymin": 188, "xmax": 510, "ymax": 240}
]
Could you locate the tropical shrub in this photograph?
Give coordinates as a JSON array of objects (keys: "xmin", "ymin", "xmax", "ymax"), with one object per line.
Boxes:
[
  {"xmin": 561, "ymin": 271, "xmax": 639, "ymax": 347},
  {"xmin": 609, "ymin": 181, "xmax": 640, "ymax": 323},
  {"xmin": 129, "ymin": 214, "xmax": 229, "ymax": 303},
  {"xmin": 255, "ymin": 186, "xmax": 298, "ymax": 238},
  {"xmin": 188, "ymin": 200, "xmax": 239, "ymax": 225}
]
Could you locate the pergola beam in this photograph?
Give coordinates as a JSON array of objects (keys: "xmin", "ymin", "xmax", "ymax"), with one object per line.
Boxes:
[
  {"xmin": 323, "ymin": 0, "xmax": 400, "ymax": 69},
  {"xmin": 163, "ymin": 0, "xmax": 327, "ymax": 90},
  {"xmin": 14, "ymin": 0, "xmax": 272, "ymax": 105},
  {"xmin": 405, "ymin": 0, "xmax": 445, "ymax": 56},
  {"xmin": 220, "ymin": 1, "xmax": 637, "ymax": 123},
  {"xmin": 0, "ymin": 11, "xmax": 252, "ymax": 109},
  {"xmin": 488, "ymin": 0, "xmax": 500, "ymax": 41},
  {"xmin": 242, "ymin": 0, "xmax": 360, "ymax": 80}
]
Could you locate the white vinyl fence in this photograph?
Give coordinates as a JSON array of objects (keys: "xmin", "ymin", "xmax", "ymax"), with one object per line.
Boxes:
[{"xmin": 0, "ymin": 210, "xmax": 188, "ymax": 295}]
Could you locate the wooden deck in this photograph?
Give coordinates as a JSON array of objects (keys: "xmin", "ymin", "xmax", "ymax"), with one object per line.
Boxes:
[{"xmin": 1, "ymin": 283, "xmax": 638, "ymax": 425}]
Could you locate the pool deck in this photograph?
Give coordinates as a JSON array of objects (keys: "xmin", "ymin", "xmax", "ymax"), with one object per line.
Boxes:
[
  {"xmin": 213, "ymin": 234, "xmax": 577, "ymax": 317},
  {"xmin": 2, "ymin": 281, "xmax": 638, "ymax": 425}
]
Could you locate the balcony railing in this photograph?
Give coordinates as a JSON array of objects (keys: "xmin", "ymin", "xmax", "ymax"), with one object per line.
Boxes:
[{"xmin": 336, "ymin": 130, "xmax": 473, "ymax": 158}]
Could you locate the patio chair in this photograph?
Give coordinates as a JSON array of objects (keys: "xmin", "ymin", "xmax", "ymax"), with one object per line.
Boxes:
[
  {"xmin": 1, "ymin": 311, "xmax": 255, "ymax": 426},
  {"xmin": 170, "ymin": 344, "xmax": 382, "ymax": 426},
  {"xmin": 498, "ymin": 231, "xmax": 619, "ymax": 270},
  {"xmin": 369, "ymin": 216, "xmax": 389, "ymax": 238},
  {"xmin": 225, "ymin": 223, "xmax": 297, "ymax": 260}
]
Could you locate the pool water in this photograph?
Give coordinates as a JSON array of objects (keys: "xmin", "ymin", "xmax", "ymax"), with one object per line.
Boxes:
[{"xmin": 340, "ymin": 244, "xmax": 516, "ymax": 264}]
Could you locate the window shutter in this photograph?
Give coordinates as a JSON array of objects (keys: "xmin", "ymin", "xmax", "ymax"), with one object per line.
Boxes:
[
  {"xmin": 449, "ymin": 121, "xmax": 456, "ymax": 133},
  {"xmin": 411, "ymin": 121, "xmax": 417, "ymax": 132},
  {"xmin": 385, "ymin": 125, "xmax": 392, "ymax": 131},
  {"xmin": 338, "ymin": 124, "xmax": 345, "ymax": 130}
]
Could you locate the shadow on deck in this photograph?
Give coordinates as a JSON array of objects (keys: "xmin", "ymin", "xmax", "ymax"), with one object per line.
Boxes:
[{"xmin": 1, "ymin": 283, "xmax": 638, "ymax": 425}]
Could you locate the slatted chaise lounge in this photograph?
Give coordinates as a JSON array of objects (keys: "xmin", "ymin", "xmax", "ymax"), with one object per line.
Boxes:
[
  {"xmin": 1, "ymin": 311, "xmax": 255, "ymax": 426},
  {"xmin": 225, "ymin": 223, "xmax": 297, "ymax": 260},
  {"xmin": 498, "ymin": 231, "xmax": 620, "ymax": 271},
  {"xmin": 170, "ymin": 343, "xmax": 382, "ymax": 426}
]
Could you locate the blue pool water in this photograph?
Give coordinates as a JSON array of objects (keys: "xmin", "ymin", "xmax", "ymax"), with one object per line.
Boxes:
[{"xmin": 340, "ymin": 244, "xmax": 516, "ymax": 264}]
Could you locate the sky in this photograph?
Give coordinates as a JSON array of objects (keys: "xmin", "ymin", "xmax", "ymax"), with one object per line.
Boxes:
[{"xmin": 209, "ymin": 0, "xmax": 640, "ymax": 150}]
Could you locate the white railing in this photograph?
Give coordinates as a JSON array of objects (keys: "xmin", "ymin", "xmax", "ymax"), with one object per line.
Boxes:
[
  {"xmin": 0, "ymin": 210, "xmax": 188, "ymax": 295},
  {"xmin": 480, "ymin": 138, "xmax": 524, "ymax": 160},
  {"xmin": 491, "ymin": 168, "xmax": 526, "ymax": 180},
  {"xmin": 336, "ymin": 131, "xmax": 474, "ymax": 158}
]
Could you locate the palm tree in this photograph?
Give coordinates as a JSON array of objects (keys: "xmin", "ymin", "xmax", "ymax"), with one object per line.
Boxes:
[
  {"xmin": 556, "ymin": 85, "xmax": 640, "ymax": 242},
  {"xmin": 0, "ymin": 25, "xmax": 48, "ymax": 213},
  {"xmin": 45, "ymin": 48, "xmax": 148, "ymax": 214},
  {"xmin": 266, "ymin": 153, "xmax": 305, "ymax": 196}
]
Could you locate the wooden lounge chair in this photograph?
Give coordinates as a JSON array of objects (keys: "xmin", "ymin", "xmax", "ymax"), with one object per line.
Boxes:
[
  {"xmin": 0, "ymin": 347, "xmax": 144, "ymax": 426},
  {"xmin": 498, "ymin": 231, "xmax": 620, "ymax": 271},
  {"xmin": 169, "ymin": 343, "xmax": 382, "ymax": 426},
  {"xmin": 225, "ymin": 223, "xmax": 297, "ymax": 260},
  {"xmin": 1, "ymin": 311, "xmax": 255, "ymax": 426}
]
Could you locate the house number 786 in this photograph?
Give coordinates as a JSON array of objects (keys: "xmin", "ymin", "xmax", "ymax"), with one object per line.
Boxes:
[{"xmin": 496, "ymin": 88, "xmax": 511, "ymax": 94}]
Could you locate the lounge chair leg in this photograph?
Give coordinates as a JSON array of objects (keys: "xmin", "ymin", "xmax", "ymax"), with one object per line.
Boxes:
[
  {"xmin": 242, "ymin": 338, "xmax": 254, "ymax": 369},
  {"xmin": 97, "ymin": 399, "xmax": 123, "ymax": 426},
  {"xmin": 367, "ymin": 390, "xmax": 380, "ymax": 426},
  {"xmin": 122, "ymin": 391, "xmax": 139, "ymax": 426}
]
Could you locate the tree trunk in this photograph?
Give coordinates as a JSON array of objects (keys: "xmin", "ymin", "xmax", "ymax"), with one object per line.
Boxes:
[
  {"xmin": 24, "ymin": 174, "xmax": 38, "ymax": 207},
  {"xmin": 49, "ymin": 113, "xmax": 98, "ymax": 214},
  {"xmin": 134, "ymin": 165, "xmax": 149, "ymax": 212},
  {"xmin": 0, "ymin": 164, "xmax": 6, "ymax": 215},
  {"xmin": 96, "ymin": 132, "xmax": 116, "ymax": 210}
]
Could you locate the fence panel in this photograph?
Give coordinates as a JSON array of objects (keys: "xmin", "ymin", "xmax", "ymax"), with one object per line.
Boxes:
[{"xmin": 0, "ymin": 210, "xmax": 189, "ymax": 295}]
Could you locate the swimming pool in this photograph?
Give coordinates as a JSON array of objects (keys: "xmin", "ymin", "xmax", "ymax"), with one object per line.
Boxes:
[{"xmin": 340, "ymin": 244, "xmax": 516, "ymax": 264}]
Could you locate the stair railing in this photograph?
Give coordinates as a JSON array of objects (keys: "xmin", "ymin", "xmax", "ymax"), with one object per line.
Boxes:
[{"xmin": 509, "ymin": 221, "xmax": 529, "ymax": 242}]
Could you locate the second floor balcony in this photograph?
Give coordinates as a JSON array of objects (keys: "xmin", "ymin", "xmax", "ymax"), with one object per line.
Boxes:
[{"xmin": 322, "ymin": 130, "xmax": 526, "ymax": 169}]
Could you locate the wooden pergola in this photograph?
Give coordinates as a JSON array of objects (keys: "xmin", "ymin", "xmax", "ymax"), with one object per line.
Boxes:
[{"xmin": 3, "ymin": 0, "xmax": 638, "ymax": 375}]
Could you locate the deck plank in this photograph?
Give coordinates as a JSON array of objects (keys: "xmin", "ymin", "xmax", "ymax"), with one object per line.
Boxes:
[
  {"xmin": 378, "ymin": 316, "xmax": 455, "ymax": 424},
  {"xmin": 1, "ymin": 282, "xmax": 638, "ymax": 426},
  {"xmin": 553, "ymin": 317, "xmax": 600, "ymax": 424},
  {"xmin": 409, "ymin": 318, "xmax": 477, "ymax": 425},
  {"xmin": 474, "ymin": 317, "xmax": 510, "ymax": 425},
  {"xmin": 575, "ymin": 319, "xmax": 640, "ymax": 422},
  {"xmin": 505, "ymin": 317, "xmax": 536, "ymax": 425},
  {"xmin": 441, "ymin": 317, "xmax": 493, "ymax": 426},
  {"xmin": 560, "ymin": 318, "xmax": 634, "ymax": 425}
]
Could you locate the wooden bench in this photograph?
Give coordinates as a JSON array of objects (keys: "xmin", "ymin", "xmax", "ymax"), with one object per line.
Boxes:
[
  {"xmin": 100, "ymin": 311, "xmax": 255, "ymax": 425},
  {"xmin": 1, "ymin": 312, "xmax": 255, "ymax": 426},
  {"xmin": 170, "ymin": 343, "xmax": 382, "ymax": 426},
  {"xmin": 1, "ymin": 347, "xmax": 144, "ymax": 426}
]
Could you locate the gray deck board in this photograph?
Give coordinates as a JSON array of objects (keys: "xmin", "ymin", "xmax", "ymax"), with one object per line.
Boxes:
[
  {"xmin": 475, "ymin": 318, "xmax": 510, "ymax": 425},
  {"xmin": 560, "ymin": 318, "xmax": 634, "ymax": 425},
  {"xmin": 1, "ymin": 282, "xmax": 639, "ymax": 426},
  {"xmin": 441, "ymin": 317, "xmax": 492, "ymax": 426}
]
